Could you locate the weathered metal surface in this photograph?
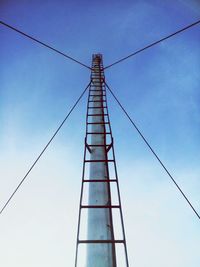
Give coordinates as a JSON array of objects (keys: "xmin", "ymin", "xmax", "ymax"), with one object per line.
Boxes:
[
  {"xmin": 86, "ymin": 54, "xmax": 116, "ymax": 267},
  {"xmin": 75, "ymin": 54, "xmax": 129, "ymax": 267}
]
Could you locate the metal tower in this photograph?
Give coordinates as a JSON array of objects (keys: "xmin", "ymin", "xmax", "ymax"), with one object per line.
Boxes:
[{"xmin": 75, "ymin": 54, "xmax": 129, "ymax": 267}]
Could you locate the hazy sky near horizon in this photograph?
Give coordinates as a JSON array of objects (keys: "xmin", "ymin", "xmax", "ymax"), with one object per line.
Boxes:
[{"xmin": 0, "ymin": 0, "xmax": 200, "ymax": 266}]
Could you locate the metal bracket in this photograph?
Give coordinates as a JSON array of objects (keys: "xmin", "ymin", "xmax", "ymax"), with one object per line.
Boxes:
[
  {"xmin": 85, "ymin": 138, "xmax": 92, "ymax": 153},
  {"xmin": 106, "ymin": 137, "xmax": 113, "ymax": 153}
]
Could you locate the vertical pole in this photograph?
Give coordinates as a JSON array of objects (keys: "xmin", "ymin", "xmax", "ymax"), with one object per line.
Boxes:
[
  {"xmin": 86, "ymin": 54, "xmax": 116, "ymax": 267},
  {"xmin": 75, "ymin": 53, "xmax": 129, "ymax": 267}
]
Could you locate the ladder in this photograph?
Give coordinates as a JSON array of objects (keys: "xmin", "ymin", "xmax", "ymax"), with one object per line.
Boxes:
[{"xmin": 75, "ymin": 54, "xmax": 129, "ymax": 267}]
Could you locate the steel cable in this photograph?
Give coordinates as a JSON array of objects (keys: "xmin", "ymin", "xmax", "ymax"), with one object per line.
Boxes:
[
  {"xmin": 104, "ymin": 19, "xmax": 200, "ymax": 70},
  {"xmin": 105, "ymin": 82, "xmax": 200, "ymax": 220},
  {"xmin": 0, "ymin": 20, "xmax": 91, "ymax": 70},
  {"xmin": 0, "ymin": 82, "xmax": 91, "ymax": 215}
]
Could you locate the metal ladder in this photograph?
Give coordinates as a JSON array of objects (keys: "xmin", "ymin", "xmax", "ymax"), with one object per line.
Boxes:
[{"xmin": 75, "ymin": 54, "xmax": 129, "ymax": 267}]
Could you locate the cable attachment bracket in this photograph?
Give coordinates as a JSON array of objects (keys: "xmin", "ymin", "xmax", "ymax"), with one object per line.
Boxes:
[
  {"xmin": 106, "ymin": 137, "xmax": 113, "ymax": 153},
  {"xmin": 85, "ymin": 138, "xmax": 92, "ymax": 153}
]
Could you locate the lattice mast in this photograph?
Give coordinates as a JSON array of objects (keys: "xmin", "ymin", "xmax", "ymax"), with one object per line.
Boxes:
[{"xmin": 75, "ymin": 54, "xmax": 129, "ymax": 267}]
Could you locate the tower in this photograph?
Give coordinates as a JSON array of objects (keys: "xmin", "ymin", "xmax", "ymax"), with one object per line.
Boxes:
[{"xmin": 75, "ymin": 54, "xmax": 129, "ymax": 267}]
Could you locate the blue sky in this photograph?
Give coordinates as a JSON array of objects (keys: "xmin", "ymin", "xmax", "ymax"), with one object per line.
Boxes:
[{"xmin": 0, "ymin": 0, "xmax": 200, "ymax": 266}]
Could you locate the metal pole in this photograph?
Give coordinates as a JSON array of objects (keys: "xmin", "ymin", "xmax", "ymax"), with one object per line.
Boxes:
[
  {"xmin": 75, "ymin": 54, "xmax": 129, "ymax": 267},
  {"xmin": 86, "ymin": 54, "xmax": 116, "ymax": 267}
]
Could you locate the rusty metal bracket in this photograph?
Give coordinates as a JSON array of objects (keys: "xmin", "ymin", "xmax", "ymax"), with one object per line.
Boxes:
[
  {"xmin": 106, "ymin": 137, "xmax": 113, "ymax": 153},
  {"xmin": 85, "ymin": 137, "xmax": 92, "ymax": 153}
]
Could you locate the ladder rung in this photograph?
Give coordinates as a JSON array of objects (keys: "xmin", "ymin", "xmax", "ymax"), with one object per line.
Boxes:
[
  {"xmin": 90, "ymin": 94, "xmax": 106, "ymax": 97},
  {"xmin": 85, "ymin": 159, "xmax": 114, "ymax": 163},
  {"xmin": 86, "ymin": 132, "xmax": 111, "ymax": 135},
  {"xmin": 90, "ymin": 83, "xmax": 105, "ymax": 85},
  {"xmin": 89, "ymin": 90, "xmax": 104, "ymax": 92},
  {"xmin": 88, "ymin": 100, "xmax": 106, "ymax": 103},
  {"xmin": 88, "ymin": 107, "xmax": 107, "ymax": 109},
  {"xmin": 90, "ymin": 89, "xmax": 105, "ymax": 92},
  {"xmin": 83, "ymin": 179, "xmax": 117, "ymax": 182},
  {"xmin": 91, "ymin": 84, "xmax": 105, "ymax": 86},
  {"xmin": 86, "ymin": 144, "xmax": 108, "ymax": 147},
  {"xmin": 87, "ymin": 122, "xmax": 109, "ymax": 125},
  {"xmin": 87, "ymin": 114, "xmax": 108, "ymax": 116},
  {"xmin": 89, "ymin": 94, "xmax": 106, "ymax": 99},
  {"xmin": 78, "ymin": 240, "xmax": 124, "ymax": 244},
  {"xmin": 91, "ymin": 85, "xmax": 104, "ymax": 87},
  {"xmin": 91, "ymin": 72, "xmax": 103, "ymax": 74},
  {"xmin": 81, "ymin": 205, "xmax": 120, "ymax": 209}
]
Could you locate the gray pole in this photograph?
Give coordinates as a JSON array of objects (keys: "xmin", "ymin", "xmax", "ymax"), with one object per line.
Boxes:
[
  {"xmin": 75, "ymin": 54, "xmax": 129, "ymax": 267},
  {"xmin": 86, "ymin": 54, "xmax": 116, "ymax": 267}
]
